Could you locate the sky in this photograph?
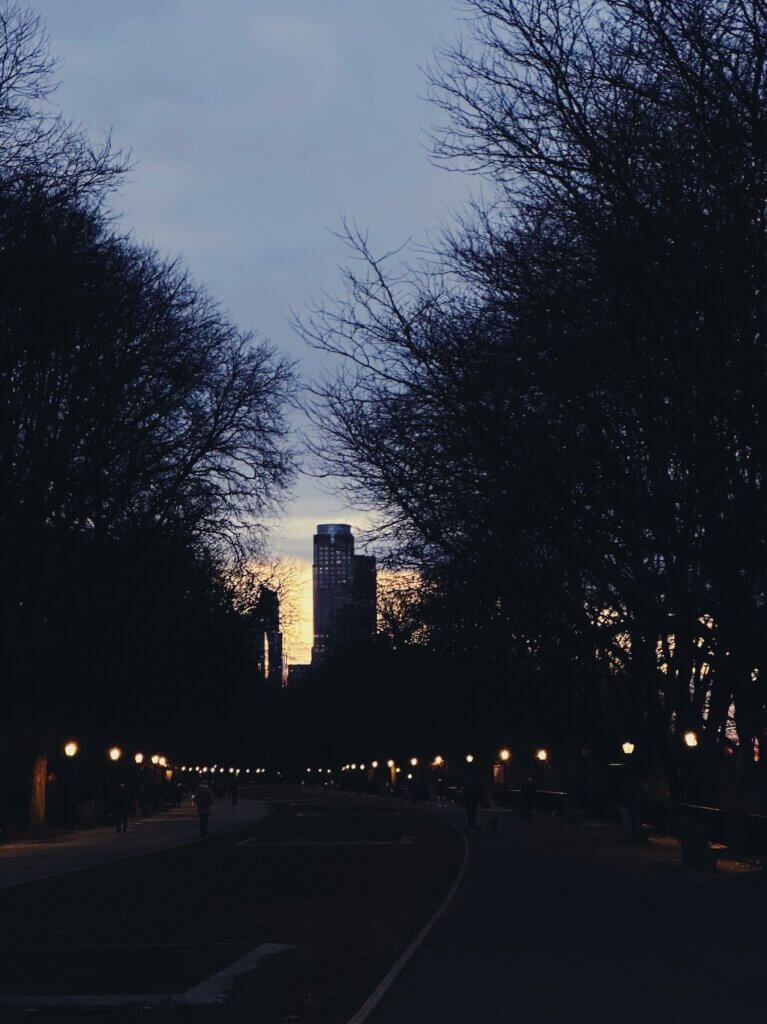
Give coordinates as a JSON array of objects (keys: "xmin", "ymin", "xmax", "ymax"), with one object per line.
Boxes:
[{"xmin": 32, "ymin": 0, "xmax": 473, "ymax": 661}]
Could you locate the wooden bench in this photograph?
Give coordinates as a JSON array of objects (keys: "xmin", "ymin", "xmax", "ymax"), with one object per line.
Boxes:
[
  {"xmin": 678, "ymin": 821, "xmax": 728, "ymax": 872},
  {"xmin": 619, "ymin": 805, "xmax": 652, "ymax": 844}
]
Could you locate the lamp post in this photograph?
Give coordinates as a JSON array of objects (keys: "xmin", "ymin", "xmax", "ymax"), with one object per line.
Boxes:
[
  {"xmin": 133, "ymin": 753, "xmax": 146, "ymax": 809},
  {"xmin": 63, "ymin": 741, "xmax": 78, "ymax": 829},
  {"xmin": 499, "ymin": 748, "xmax": 511, "ymax": 795}
]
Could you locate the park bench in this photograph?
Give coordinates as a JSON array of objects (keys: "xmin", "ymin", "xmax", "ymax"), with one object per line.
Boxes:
[
  {"xmin": 678, "ymin": 821, "xmax": 728, "ymax": 872},
  {"xmin": 618, "ymin": 805, "xmax": 652, "ymax": 844}
]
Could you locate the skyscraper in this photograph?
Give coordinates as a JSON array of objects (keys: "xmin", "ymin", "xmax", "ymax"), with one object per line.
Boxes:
[
  {"xmin": 249, "ymin": 585, "xmax": 284, "ymax": 686},
  {"xmin": 312, "ymin": 524, "xmax": 377, "ymax": 661}
]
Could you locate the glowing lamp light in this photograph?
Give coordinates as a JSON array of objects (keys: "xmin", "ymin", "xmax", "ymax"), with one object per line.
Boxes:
[
  {"xmin": 407, "ymin": 772, "xmax": 413, "ymax": 780},
  {"xmin": 433, "ymin": 755, "xmax": 444, "ymax": 766},
  {"xmin": 229, "ymin": 767, "xmax": 235, "ymax": 774},
  {"xmin": 371, "ymin": 761, "xmax": 379, "ymax": 769},
  {"xmin": 535, "ymin": 749, "xmax": 548, "ymax": 762},
  {"xmin": 622, "ymin": 741, "xmax": 635, "ymax": 756},
  {"xmin": 133, "ymin": 752, "xmax": 144, "ymax": 765},
  {"xmin": 396, "ymin": 767, "xmax": 401, "ymax": 774},
  {"xmin": 219, "ymin": 767, "xmax": 225, "ymax": 773},
  {"xmin": 499, "ymin": 749, "xmax": 511, "ymax": 762},
  {"xmin": 360, "ymin": 763, "xmax": 366, "ymax": 770},
  {"xmin": 465, "ymin": 754, "xmax": 475, "ymax": 764},
  {"xmin": 684, "ymin": 731, "xmax": 698, "ymax": 748},
  {"xmin": 151, "ymin": 755, "xmax": 160, "ymax": 765},
  {"xmin": 410, "ymin": 757, "xmax": 418, "ymax": 767},
  {"xmin": 387, "ymin": 759, "xmax": 395, "ymax": 768},
  {"xmin": 64, "ymin": 741, "xmax": 79, "ymax": 758},
  {"xmin": 108, "ymin": 746, "xmax": 122, "ymax": 762},
  {"xmin": 306, "ymin": 767, "xmax": 312, "ymax": 772},
  {"xmin": 246, "ymin": 768, "xmax": 251, "ymax": 773},
  {"xmin": 158, "ymin": 756, "xmax": 167, "ymax": 767}
]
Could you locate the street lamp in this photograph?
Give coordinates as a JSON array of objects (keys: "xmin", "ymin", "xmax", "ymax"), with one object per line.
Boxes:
[
  {"xmin": 64, "ymin": 741, "xmax": 79, "ymax": 758},
  {"xmin": 535, "ymin": 748, "xmax": 548, "ymax": 762},
  {"xmin": 151, "ymin": 755, "xmax": 160, "ymax": 765},
  {"xmin": 410, "ymin": 757, "xmax": 418, "ymax": 767},
  {"xmin": 499, "ymin": 748, "xmax": 511, "ymax": 762},
  {"xmin": 158, "ymin": 756, "xmax": 167, "ymax": 767},
  {"xmin": 465, "ymin": 754, "xmax": 475, "ymax": 764},
  {"xmin": 622, "ymin": 741, "xmax": 635, "ymax": 756},
  {"xmin": 134, "ymin": 752, "xmax": 145, "ymax": 765},
  {"xmin": 683, "ymin": 731, "xmax": 698, "ymax": 748},
  {"xmin": 433, "ymin": 755, "xmax": 444, "ymax": 766},
  {"xmin": 108, "ymin": 746, "xmax": 122, "ymax": 762}
]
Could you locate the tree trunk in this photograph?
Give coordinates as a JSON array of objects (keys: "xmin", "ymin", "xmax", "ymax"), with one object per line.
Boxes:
[{"xmin": 27, "ymin": 752, "xmax": 48, "ymax": 837}]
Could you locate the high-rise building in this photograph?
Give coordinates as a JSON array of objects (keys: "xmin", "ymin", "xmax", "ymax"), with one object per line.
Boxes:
[
  {"xmin": 312, "ymin": 524, "xmax": 377, "ymax": 661},
  {"xmin": 249, "ymin": 585, "xmax": 284, "ymax": 686}
]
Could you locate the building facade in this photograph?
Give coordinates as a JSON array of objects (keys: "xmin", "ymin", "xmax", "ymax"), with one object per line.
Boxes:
[
  {"xmin": 249, "ymin": 585, "xmax": 284, "ymax": 686},
  {"xmin": 312, "ymin": 524, "xmax": 377, "ymax": 662}
]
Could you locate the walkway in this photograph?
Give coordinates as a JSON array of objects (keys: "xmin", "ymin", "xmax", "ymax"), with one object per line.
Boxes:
[
  {"xmin": 369, "ymin": 806, "xmax": 765, "ymax": 1024},
  {"xmin": 0, "ymin": 795, "xmax": 269, "ymax": 888}
]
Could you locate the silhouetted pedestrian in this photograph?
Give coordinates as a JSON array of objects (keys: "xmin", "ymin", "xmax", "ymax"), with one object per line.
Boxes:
[
  {"xmin": 113, "ymin": 783, "xmax": 131, "ymax": 833},
  {"xmin": 521, "ymin": 777, "xmax": 537, "ymax": 822},
  {"xmin": 464, "ymin": 779, "xmax": 483, "ymax": 831},
  {"xmin": 194, "ymin": 780, "xmax": 214, "ymax": 837}
]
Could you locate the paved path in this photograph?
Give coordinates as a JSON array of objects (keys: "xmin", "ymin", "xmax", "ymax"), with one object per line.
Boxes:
[
  {"xmin": 0, "ymin": 795, "xmax": 269, "ymax": 888},
  {"xmin": 369, "ymin": 806, "xmax": 765, "ymax": 1024}
]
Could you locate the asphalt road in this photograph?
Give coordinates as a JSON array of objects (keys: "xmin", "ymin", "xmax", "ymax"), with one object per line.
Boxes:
[{"xmin": 369, "ymin": 807, "xmax": 766, "ymax": 1024}]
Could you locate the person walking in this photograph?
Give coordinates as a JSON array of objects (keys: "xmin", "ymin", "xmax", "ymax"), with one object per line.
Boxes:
[
  {"xmin": 521, "ymin": 777, "xmax": 537, "ymax": 822},
  {"xmin": 463, "ymin": 778, "xmax": 482, "ymax": 831},
  {"xmin": 113, "ymin": 783, "xmax": 131, "ymax": 833},
  {"xmin": 194, "ymin": 779, "xmax": 215, "ymax": 837}
]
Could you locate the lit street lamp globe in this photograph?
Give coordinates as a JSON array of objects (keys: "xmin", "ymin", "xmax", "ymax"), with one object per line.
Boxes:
[
  {"xmin": 108, "ymin": 746, "xmax": 122, "ymax": 762},
  {"xmin": 465, "ymin": 754, "xmax": 475, "ymax": 764},
  {"xmin": 134, "ymin": 752, "xmax": 145, "ymax": 765},
  {"xmin": 535, "ymin": 749, "xmax": 548, "ymax": 762},
  {"xmin": 622, "ymin": 741, "xmax": 635, "ymax": 756},
  {"xmin": 684, "ymin": 731, "xmax": 698, "ymax": 748},
  {"xmin": 64, "ymin": 741, "xmax": 78, "ymax": 758},
  {"xmin": 499, "ymin": 749, "xmax": 511, "ymax": 762}
]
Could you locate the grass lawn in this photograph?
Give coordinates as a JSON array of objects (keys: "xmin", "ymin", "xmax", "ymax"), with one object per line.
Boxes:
[{"xmin": 0, "ymin": 793, "xmax": 464, "ymax": 1023}]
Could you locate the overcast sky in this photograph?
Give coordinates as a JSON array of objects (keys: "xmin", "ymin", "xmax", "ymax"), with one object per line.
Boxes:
[{"xmin": 33, "ymin": 0, "xmax": 473, "ymax": 658}]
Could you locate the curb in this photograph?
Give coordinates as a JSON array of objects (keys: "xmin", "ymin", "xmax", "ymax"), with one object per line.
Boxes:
[{"xmin": 345, "ymin": 816, "xmax": 470, "ymax": 1024}]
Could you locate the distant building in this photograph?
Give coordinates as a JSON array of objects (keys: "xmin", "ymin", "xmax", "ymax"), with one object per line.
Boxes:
[
  {"xmin": 249, "ymin": 585, "xmax": 284, "ymax": 686},
  {"xmin": 312, "ymin": 524, "xmax": 377, "ymax": 662},
  {"xmin": 287, "ymin": 663, "xmax": 312, "ymax": 687}
]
